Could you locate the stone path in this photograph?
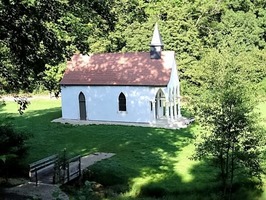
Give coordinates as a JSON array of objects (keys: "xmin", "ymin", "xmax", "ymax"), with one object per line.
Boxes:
[
  {"xmin": 81, "ymin": 153, "xmax": 115, "ymax": 171},
  {"xmin": 2, "ymin": 152, "xmax": 115, "ymax": 200},
  {"xmin": 1, "ymin": 182, "xmax": 69, "ymax": 200}
]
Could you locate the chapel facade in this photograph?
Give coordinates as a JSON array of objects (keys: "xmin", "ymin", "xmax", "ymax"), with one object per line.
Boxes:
[{"xmin": 60, "ymin": 23, "xmax": 181, "ymax": 124}]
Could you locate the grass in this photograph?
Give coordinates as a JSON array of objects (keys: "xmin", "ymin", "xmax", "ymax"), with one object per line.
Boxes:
[{"xmin": 1, "ymin": 99, "xmax": 266, "ymax": 199}]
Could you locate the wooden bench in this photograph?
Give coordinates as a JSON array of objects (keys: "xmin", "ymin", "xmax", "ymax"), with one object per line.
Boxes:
[{"xmin": 29, "ymin": 154, "xmax": 58, "ymax": 186}]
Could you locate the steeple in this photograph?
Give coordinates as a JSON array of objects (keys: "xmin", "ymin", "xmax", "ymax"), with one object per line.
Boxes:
[{"xmin": 150, "ymin": 23, "xmax": 164, "ymax": 59}]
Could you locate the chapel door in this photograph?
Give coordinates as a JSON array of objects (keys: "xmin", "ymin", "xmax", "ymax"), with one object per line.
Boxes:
[
  {"xmin": 79, "ymin": 92, "xmax": 86, "ymax": 120},
  {"xmin": 155, "ymin": 89, "xmax": 165, "ymax": 119}
]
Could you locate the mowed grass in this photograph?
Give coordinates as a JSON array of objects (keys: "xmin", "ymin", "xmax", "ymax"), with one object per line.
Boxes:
[{"xmin": 1, "ymin": 99, "xmax": 266, "ymax": 199}]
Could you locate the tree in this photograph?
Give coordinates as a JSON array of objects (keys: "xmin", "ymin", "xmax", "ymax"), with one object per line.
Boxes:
[
  {"xmin": 43, "ymin": 62, "xmax": 66, "ymax": 97},
  {"xmin": 186, "ymin": 45, "xmax": 266, "ymax": 97},
  {"xmin": 1, "ymin": 0, "xmax": 266, "ymax": 94},
  {"xmin": 192, "ymin": 49, "xmax": 266, "ymax": 199},
  {"xmin": 0, "ymin": 0, "xmax": 69, "ymax": 92},
  {"xmin": 0, "ymin": 0, "xmax": 117, "ymax": 93}
]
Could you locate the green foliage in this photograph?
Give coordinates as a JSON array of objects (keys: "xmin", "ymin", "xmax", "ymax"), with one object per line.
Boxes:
[
  {"xmin": 192, "ymin": 50, "xmax": 266, "ymax": 198},
  {"xmin": 0, "ymin": 0, "xmax": 116, "ymax": 92},
  {"xmin": 0, "ymin": 122, "xmax": 30, "ymax": 180},
  {"xmin": 43, "ymin": 62, "xmax": 66, "ymax": 97},
  {"xmin": 0, "ymin": 123, "xmax": 29, "ymax": 158},
  {"xmin": 0, "ymin": 0, "xmax": 68, "ymax": 91},
  {"xmin": 14, "ymin": 96, "xmax": 30, "ymax": 115},
  {"xmin": 186, "ymin": 47, "xmax": 266, "ymax": 98},
  {"xmin": 53, "ymin": 148, "xmax": 68, "ymax": 184},
  {"xmin": 1, "ymin": 0, "xmax": 266, "ymax": 94},
  {"xmin": 75, "ymin": 181, "xmax": 101, "ymax": 200},
  {"xmin": 260, "ymin": 77, "xmax": 266, "ymax": 97}
]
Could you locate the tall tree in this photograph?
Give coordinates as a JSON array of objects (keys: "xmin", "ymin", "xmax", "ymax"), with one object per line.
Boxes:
[
  {"xmin": 1, "ymin": 0, "xmax": 266, "ymax": 94},
  {"xmin": 193, "ymin": 49, "xmax": 266, "ymax": 198},
  {"xmin": 0, "ymin": 0, "xmax": 68, "ymax": 91},
  {"xmin": 0, "ymin": 0, "xmax": 117, "ymax": 92}
]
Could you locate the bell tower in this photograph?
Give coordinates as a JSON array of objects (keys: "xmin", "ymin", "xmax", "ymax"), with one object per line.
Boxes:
[{"xmin": 150, "ymin": 23, "xmax": 164, "ymax": 59}]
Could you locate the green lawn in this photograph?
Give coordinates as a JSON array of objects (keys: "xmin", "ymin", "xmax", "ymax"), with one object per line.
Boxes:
[{"xmin": 1, "ymin": 99, "xmax": 266, "ymax": 199}]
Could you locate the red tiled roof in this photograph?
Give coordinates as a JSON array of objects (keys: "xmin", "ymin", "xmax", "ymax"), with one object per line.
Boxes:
[{"xmin": 60, "ymin": 51, "xmax": 174, "ymax": 86}]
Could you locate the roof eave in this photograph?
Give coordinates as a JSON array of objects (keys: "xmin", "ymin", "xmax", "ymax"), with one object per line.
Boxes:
[{"xmin": 60, "ymin": 83, "xmax": 168, "ymax": 87}]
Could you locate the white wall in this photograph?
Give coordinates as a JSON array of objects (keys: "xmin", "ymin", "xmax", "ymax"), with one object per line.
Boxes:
[
  {"xmin": 61, "ymin": 85, "xmax": 166, "ymax": 123},
  {"xmin": 167, "ymin": 56, "xmax": 180, "ymax": 94}
]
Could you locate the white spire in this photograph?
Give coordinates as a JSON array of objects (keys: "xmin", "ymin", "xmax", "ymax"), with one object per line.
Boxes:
[
  {"xmin": 150, "ymin": 23, "xmax": 164, "ymax": 59},
  {"xmin": 150, "ymin": 23, "xmax": 163, "ymax": 46}
]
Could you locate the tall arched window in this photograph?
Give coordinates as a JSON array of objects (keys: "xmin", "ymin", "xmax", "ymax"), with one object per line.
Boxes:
[{"xmin": 118, "ymin": 93, "xmax": 126, "ymax": 111}]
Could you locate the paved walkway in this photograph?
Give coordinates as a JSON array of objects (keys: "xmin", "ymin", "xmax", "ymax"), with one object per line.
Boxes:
[
  {"xmin": 52, "ymin": 117, "xmax": 194, "ymax": 129},
  {"xmin": 3, "ymin": 152, "xmax": 115, "ymax": 200},
  {"xmin": 80, "ymin": 153, "xmax": 115, "ymax": 170}
]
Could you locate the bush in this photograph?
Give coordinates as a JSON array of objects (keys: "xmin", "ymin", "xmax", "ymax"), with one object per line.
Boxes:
[
  {"xmin": 14, "ymin": 96, "xmax": 30, "ymax": 115},
  {"xmin": 0, "ymin": 123, "xmax": 31, "ymax": 180},
  {"xmin": 140, "ymin": 184, "xmax": 168, "ymax": 198},
  {"xmin": 87, "ymin": 163, "xmax": 128, "ymax": 186}
]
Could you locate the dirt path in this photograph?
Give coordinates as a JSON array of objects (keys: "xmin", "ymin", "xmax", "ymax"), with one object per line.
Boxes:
[{"xmin": 2, "ymin": 152, "xmax": 115, "ymax": 200}]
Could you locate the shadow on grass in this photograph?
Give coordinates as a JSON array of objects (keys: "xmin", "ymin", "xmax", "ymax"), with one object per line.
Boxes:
[
  {"xmin": 2, "ymin": 106, "xmax": 264, "ymax": 200},
  {"xmin": 135, "ymin": 161, "xmax": 263, "ymax": 200},
  {"xmin": 84, "ymin": 125, "xmax": 263, "ymax": 200}
]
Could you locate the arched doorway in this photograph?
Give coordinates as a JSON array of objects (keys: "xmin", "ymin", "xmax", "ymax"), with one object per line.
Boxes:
[
  {"xmin": 155, "ymin": 89, "xmax": 166, "ymax": 119},
  {"xmin": 79, "ymin": 92, "xmax": 86, "ymax": 120}
]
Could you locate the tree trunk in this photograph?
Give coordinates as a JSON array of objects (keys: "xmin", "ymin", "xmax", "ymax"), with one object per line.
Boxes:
[
  {"xmin": 229, "ymin": 142, "xmax": 235, "ymax": 200},
  {"xmin": 219, "ymin": 150, "xmax": 227, "ymax": 196}
]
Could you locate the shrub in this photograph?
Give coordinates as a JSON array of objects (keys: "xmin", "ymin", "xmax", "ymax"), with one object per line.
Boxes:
[
  {"xmin": 14, "ymin": 96, "xmax": 30, "ymax": 115},
  {"xmin": 0, "ymin": 123, "xmax": 30, "ymax": 180},
  {"xmin": 140, "ymin": 184, "xmax": 168, "ymax": 198}
]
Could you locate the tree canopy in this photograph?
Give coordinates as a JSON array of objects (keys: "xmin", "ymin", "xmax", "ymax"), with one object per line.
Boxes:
[
  {"xmin": 0, "ymin": 0, "xmax": 265, "ymax": 94},
  {"xmin": 192, "ymin": 48, "xmax": 266, "ymax": 198}
]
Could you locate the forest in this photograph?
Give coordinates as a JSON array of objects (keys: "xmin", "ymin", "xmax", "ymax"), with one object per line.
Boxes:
[{"xmin": 0, "ymin": 0, "xmax": 266, "ymax": 96}]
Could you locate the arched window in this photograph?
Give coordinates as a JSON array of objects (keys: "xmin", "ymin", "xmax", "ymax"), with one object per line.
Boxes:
[{"xmin": 118, "ymin": 93, "xmax": 126, "ymax": 111}]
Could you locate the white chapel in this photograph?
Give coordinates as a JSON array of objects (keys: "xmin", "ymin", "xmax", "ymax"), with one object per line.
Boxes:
[{"xmin": 60, "ymin": 23, "xmax": 182, "ymax": 124}]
